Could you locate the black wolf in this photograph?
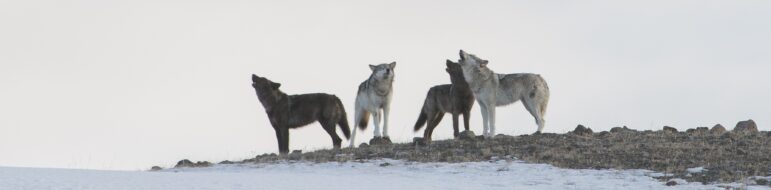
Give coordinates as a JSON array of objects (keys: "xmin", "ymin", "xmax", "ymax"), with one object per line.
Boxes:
[
  {"xmin": 413, "ymin": 60, "xmax": 475, "ymax": 143},
  {"xmin": 251, "ymin": 74, "xmax": 351, "ymax": 154}
]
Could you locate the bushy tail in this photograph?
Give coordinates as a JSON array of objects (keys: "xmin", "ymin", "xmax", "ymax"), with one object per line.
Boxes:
[
  {"xmin": 414, "ymin": 109, "xmax": 428, "ymax": 132},
  {"xmin": 335, "ymin": 98, "xmax": 351, "ymax": 139},
  {"xmin": 339, "ymin": 116, "xmax": 351, "ymax": 139},
  {"xmin": 357, "ymin": 110, "xmax": 370, "ymax": 130}
]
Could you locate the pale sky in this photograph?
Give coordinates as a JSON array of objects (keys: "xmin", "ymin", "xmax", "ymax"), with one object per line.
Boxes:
[{"xmin": 1, "ymin": 0, "xmax": 769, "ymax": 170}]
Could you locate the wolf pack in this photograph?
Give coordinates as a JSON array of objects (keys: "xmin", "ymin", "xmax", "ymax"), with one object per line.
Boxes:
[{"xmin": 251, "ymin": 50, "xmax": 550, "ymax": 154}]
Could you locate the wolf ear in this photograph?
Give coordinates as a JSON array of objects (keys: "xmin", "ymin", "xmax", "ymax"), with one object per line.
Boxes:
[
  {"xmin": 459, "ymin": 50, "xmax": 467, "ymax": 60},
  {"xmin": 389, "ymin": 62, "xmax": 396, "ymax": 69},
  {"xmin": 480, "ymin": 60, "xmax": 489, "ymax": 67},
  {"xmin": 445, "ymin": 59, "xmax": 454, "ymax": 67},
  {"xmin": 369, "ymin": 64, "xmax": 376, "ymax": 71},
  {"xmin": 251, "ymin": 74, "xmax": 259, "ymax": 82},
  {"xmin": 271, "ymin": 82, "xmax": 281, "ymax": 89}
]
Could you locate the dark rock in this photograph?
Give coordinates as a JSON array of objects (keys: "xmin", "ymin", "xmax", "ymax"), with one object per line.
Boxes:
[
  {"xmin": 710, "ymin": 124, "xmax": 726, "ymax": 134},
  {"xmin": 359, "ymin": 143, "xmax": 369, "ymax": 148},
  {"xmin": 413, "ymin": 137, "xmax": 426, "ymax": 146},
  {"xmin": 219, "ymin": 160, "xmax": 234, "ymax": 164},
  {"xmin": 150, "ymin": 166, "xmax": 163, "ymax": 171},
  {"xmin": 733, "ymin": 120, "xmax": 758, "ymax": 134},
  {"xmin": 289, "ymin": 150, "xmax": 303, "ymax": 160},
  {"xmin": 757, "ymin": 178, "xmax": 768, "ymax": 185},
  {"xmin": 598, "ymin": 131, "xmax": 610, "ymax": 138},
  {"xmin": 571, "ymin": 125, "xmax": 593, "ymax": 136},
  {"xmin": 379, "ymin": 162, "xmax": 392, "ymax": 167},
  {"xmin": 175, "ymin": 159, "xmax": 195, "ymax": 168},
  {"xmin": 666, "ymin": 180, "xmax": 677, "ymax": 186},
  {"xmin": 458, "ymin": 130, "xmax": 477, "ymax": 141},
  {"xmin": 369, "ymin": 136, "xmax": 393, "ymax": 145},
  {"xmin": 663, "ymin": 126, "xmax": 678, "ymax": 133},
  {"xmin": 610, "ymin": 126, "xmax": 635, "ymax": 133}
]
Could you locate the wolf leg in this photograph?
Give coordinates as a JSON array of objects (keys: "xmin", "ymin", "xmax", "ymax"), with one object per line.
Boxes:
[
  {"xmin": 371, "ymin": 110, "xmax": 382, "ymax": 137},
  {"xmin": 452, "ymin": 113, "xmax": 460, "ymax": 137},
  {"xmin": 274, "ymin": 128, "xmax": 284, "ymax": 155},
  {"xmin": 462, "ymin": 110, "xmax": 471, "ymax": 131},
  {"xmin": 277, "ymin": 128, "xmax": 290, "ymax": 155},
  {"xmin": 522, "ymin": 97, "xmax": 545, "ymax": 133},
  {"xmin": 382, "ymin": 105, "xmax": 390, "ymax": 137},
  {"xmin": 426, "ymin": 112, "xmax": 445, "ymax": 142},
  {"xmin": 478, "ymin": 102, "xmax": 489, "ymax": 137},
  {"xmin": 322, "ymin": 121, "xmax": 342, "ymax": 149},
  {"xmin": 488, "ymin": 106, "xmax": 496, "ymax": 138}
]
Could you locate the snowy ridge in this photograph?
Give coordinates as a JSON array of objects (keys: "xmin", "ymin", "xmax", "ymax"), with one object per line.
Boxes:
[{"xmin": 2, "ymin": 159, "xmax": 765, "ymax": 190}]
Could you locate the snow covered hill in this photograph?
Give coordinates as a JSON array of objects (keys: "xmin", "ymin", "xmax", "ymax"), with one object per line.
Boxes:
[{"xmin": 1, "ymin": 159, "xmax": 763, "ymax": 190}]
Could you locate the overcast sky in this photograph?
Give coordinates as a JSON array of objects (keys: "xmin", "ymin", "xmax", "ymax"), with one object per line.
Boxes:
[{"xmin": 1, "ymin": 0, "xmax": 770, "ymax": 170}]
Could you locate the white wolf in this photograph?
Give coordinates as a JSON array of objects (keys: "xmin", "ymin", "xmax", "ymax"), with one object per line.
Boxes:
[
  {"xmin": 349, "ymin": 62, "xmax": 396, "ymax": 147},
  {"xmin": 457, "ymin": 50, "xmax": 549, "ymax": 137}
]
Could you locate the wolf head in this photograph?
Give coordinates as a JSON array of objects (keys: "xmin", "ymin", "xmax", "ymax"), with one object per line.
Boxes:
[
  {"xmin": 251, "ymin": 74, "xmax": 283, "ymax": 107},
  {"xmin": 445, "ymin": 59, "xmax": 466, "ymax": 85},
  {"xmin": 457, "ymin": 50, "xmax": 491, "ymax": 83},
  {"xmin": 369, "ymin": 62, "xmax": 396, "ymax": 81}
]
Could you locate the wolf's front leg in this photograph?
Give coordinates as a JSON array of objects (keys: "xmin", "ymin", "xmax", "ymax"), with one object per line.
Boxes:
[
  {"xmin": 382, "ymin": 105, "xmax": 390, "ymax": 137},
  {"xmin": 372, "ymin": 110, "xmax": 382, "ymax": 137},
  {"xmin": 479, "ymin": 102, "xmax": 489, "ymax": 137},
  {"xmin": 488, "ymin": 106, "xmax": 496, "ymax": 138}
]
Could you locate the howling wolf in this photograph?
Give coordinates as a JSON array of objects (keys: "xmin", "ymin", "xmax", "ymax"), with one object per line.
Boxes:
[
  {"xmin": 349, "ymin": 62, "xmax": 396, "ymax": 147},
  {"xmin": 413, "ymin": 60, "xmax": 474, "ymax": 143},
  {"xmin": 251, "ymin": 74, "xmax": 351, "ymax": 154},
  {"xmin": 457, "ymin": 50, "xmax": 550, "ymax": 137}
]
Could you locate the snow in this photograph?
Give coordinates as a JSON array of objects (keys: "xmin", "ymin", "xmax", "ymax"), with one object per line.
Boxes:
[
  {"xmin": 687, "ymin": 167, "xmax": 706, "ymax": 173},
  {"xmin": 0, "ymin": 159, "xmax": 767, "ymax": 190}
]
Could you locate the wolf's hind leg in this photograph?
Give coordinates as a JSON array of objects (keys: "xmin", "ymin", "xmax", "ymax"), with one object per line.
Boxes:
[
  {"xmin": 322, "ymin": 121, "xmax": 342, "ymax": 149},
  {"xmin": 522, "ymin": 97, "xmax": 545, "ymax": 133}
]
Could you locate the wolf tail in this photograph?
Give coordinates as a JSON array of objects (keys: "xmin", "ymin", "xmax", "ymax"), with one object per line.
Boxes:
[
  {"xmin": 334, "ymin": 100, "xmax": 352, "ymax": 140},
  {"xmin": 357, "ymin": 110, "xmax": 370, "ymax": 130},
  {"xmin": 414, "ymin": 109, "xmax": 428, "ymax": 132},
  {"xmin": 338, "ymin": 115, "xmax": 352, "ymax": 140}
]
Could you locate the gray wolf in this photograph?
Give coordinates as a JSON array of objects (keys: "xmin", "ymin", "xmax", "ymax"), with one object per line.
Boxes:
[
  {"xmin": 457, "ymin": 50, "xmax": 550, "ymax": 137},
  {"xmin": 413, "ymin": 60, "xmax": 475, "ymax": 143},
  {"xmin": 349, "ymin": 62, "xmax": 396, "ymax": 147},
  {"xmin": 251, "ymin": 74, "xmax": 351, "ymax": 154}
]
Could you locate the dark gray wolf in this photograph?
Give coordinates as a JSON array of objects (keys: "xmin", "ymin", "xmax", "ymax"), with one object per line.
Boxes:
[
  {"xmin": 458, "ymin": 50, "xmax": 550, "ymax": 137},
  {"xmin": 413, "ymin": 60, "xmax": 474, "ymax": 143},
  {"xmin": 251, "ymin": 74, "xmax": 351, "ymax": 154},
  {"xmin": 349, "ymin": 62, "xmax": 396, "ymax": 147}
]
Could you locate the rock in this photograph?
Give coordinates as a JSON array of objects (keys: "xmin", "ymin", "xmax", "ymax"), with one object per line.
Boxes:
[
  {"xmin": 358, "ymin": 143, "xmax": 369, "ymax": 148},
  {"xmin": 289, "ymin": 150, "xmax": 302, "ymax": 160},
  {"xmin": 150, "ymin": 166, "xmax": 163, "ymax": 171},
  {"xmin": 686, "ymin": 127, "xmax": 709, "ymax": 134},
  {"xmin": 733, "ymin": 119, "xmax": 758, "ymax": 134},
  {"xmin": 480, "ymin": 148, "xmax": 493, "ymax": 158},
  {"xmin": 710, "ymin": 124, "xmax": 726, "ymax": 134},
  {"xmin": 369, "ymin": 136, "xmax": 392, "ymax": 145},
  {"xmin": 379, "ymin": 162, "xmax": 392, "ymax": 167},
  {"xmin": 175, "ymin": 159, "xmax": 195, "ymax": 168},
  {"xmin": 571, "ymin": 125, "xmax": 593, "ymax": 136},
  {"xmin": 610, "ymin": 126, "xmax": 635, "ymax": 133},
  {"xmin": 663, "ymin": 126, "xmax": 678, "ymax": 133},
  {"xmin": 458, "ymin": 130, "xmax": 477, "ymax": 141},
  {"xmin": 413, "ymin": 137, "xmax": 426, "ymax": 146},
  {"xmin": 666, "ymin": 180, "xmax": 677, "ymax": 186},
  {"xmin": 598, "ymin": 131, "xmax": 610, "ymax": 138},
  {"xmin": 756, "ymin": 178, "xmax": 768, "ymax": 185},
  {"xmin": 218, "ymin": 160, "xmax": 234, "ymax": 164}
]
